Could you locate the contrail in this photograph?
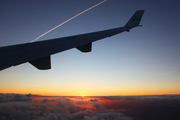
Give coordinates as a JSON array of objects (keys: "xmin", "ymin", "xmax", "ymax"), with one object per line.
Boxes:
[{"xmin": 30, "ymin": 0, "xmax": 107, "ymax": 43}]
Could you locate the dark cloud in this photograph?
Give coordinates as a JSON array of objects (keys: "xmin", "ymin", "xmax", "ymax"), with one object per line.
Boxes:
[
  {"xmin": 0, "ymin": 102, "xmax": 35, "ymax": 120},
  {"xmin": 98, "ymin": 95, "xmax": 180, "ymax": 101},
  {"xmin": 93, "ymin": 103, "xmax": 102, "ymax": 110},
  {"xmin": 0, "ymin": 93, "xmax": 32, "ymax": 103},
  {"xmin": 139, "ymin": 95, "xmax": 180, "ymax": 100},
  {"xmin": 0, "ymin": 95, "xmax": 8, "ymax": 103},
  {"xmin": 90, "ymin": 99, "xmax": 98, "ymax": 102},
  {"xmin": 46, "ymin": 113, "xmax": 58, "ymax": 120},
  {"xmin": 101, "ymin": 98, "xmax": 180, "ymax": 120},
  {"xmin": 58, "ymin": 111, "xmax": 132, "ymax": 120},
  {"xmin": 41, "ymin": 99, "xmax": 56, "ymax": 103},
  {"xmin": 10, "ymin": 94, "xmax": 32, "ymax": 102},
  {"xmin": 9, "ymin": 109, "xmax": 29, "ymax": 120},
  {"xmin": 75, "ymin": 101, "xmax": 90, "ymax": 105}
]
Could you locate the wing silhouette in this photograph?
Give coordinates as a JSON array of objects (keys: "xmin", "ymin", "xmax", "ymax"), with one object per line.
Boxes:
[{"xmin": 0, "ymin": 10, "xmax": 144, "ymax": 71}]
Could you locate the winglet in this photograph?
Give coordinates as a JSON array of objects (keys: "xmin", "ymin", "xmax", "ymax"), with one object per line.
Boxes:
[{"xmin": 125, "ymin": 10, "xmax": 144, "ymax": 30}]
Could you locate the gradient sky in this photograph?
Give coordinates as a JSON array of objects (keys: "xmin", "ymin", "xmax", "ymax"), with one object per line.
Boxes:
[{"xmin": 0, "ymin": 0, "xmax": 180, "ymax": 96}]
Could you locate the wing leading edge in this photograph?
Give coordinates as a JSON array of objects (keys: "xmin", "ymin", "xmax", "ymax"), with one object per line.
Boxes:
[{"xmin": 0, "ymin": 10, "xmax": 144, "ymax": 71}]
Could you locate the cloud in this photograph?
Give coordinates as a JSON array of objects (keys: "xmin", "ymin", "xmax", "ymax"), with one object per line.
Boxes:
[
  {"xmin": 98, "ymin": 95, "xmax": 180, "ymax": 101},
  {"xmin": 0, "ymin": 94, "xmax": 8, "ymax": 103},
  {"xmin": 90, "ymin": 99, "xmax": 98, "ymax": 102},
  {"xmin": 9, "ymin": 109, "xmax": 29, "ymax": 120},
  {"xmin": 41, "ymin": 99, "xmax": 56, "ymax": 103},
  {"xmin": 93, "ymin": 103, "xmax": 102, "ymax": 110},
  {"xmin": 10, "ymin": 94, "xmax": 32, "ymax": 102},
  {"xmin": 0, "ymin": 94, "xmax": 133, "ymax": 120},
  {"xmin": 75, "ymin": 101, "xmax": 91, "ymax": 105},
  {"xmin": 139, "ymin": 95, "xmax": 180, "ymax": 100},
  {"xmin": 100, "ymin": 96, "xmax": 180, "ymax": 120},
  {"xmin": 46, "ymin": 113, "xmax": 58, "ymax": 120},
  {"xmin": 1, "ymin": 94, "xmax": 180, "ymax": 120},
  {"xmin": 0, "ymin": 93, "xmax": 32, "ymax": 103},
  {"xmin": 58, "ymin": 111, "xmax": 132, "ymax": 120}
]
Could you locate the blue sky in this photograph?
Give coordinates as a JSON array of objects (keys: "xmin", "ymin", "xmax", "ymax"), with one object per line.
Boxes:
[{"xmin": 0, "ymin": 0, "xmax": 180, "ymax": 96}]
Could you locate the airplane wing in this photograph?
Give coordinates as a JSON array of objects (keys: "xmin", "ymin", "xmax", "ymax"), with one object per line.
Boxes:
[{"xmin": 0, "ymin": 10, "xmax": 144, "ymax": 71}]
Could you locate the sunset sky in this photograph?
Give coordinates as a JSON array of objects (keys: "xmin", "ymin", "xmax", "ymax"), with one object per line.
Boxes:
[{"xmin": 0, "ymin": 0, "xmax": 180, "ymax": 96}]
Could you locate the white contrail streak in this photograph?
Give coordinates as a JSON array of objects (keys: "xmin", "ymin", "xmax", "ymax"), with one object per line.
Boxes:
[{"xmin": 30, "ymin": 0, "xmax": 107, "ymax": 43}]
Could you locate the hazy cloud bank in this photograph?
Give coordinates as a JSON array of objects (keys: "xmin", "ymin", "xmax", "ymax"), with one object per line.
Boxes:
[
  {"xmin": 0, "ymin": 94, "xmax": 133, "ymax": 120},
  {"xmin": 1, "ymin": 94, "xmax": 180, "ymax": 120}
]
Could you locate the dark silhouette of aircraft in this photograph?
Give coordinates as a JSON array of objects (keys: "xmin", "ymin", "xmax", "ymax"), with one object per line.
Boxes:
[{"xmin": 0, "ymin": 10, "xmax": 144, "ymax": 71}]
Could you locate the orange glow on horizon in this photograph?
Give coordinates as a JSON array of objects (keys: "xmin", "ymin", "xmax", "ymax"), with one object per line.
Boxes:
[
  {"xmin": 1, "ymin": 90, "xmax": 180, "ymax": 97},
  {"xmin": 1, "ymin": 81, "xmax": 180, "ymax": 96}
]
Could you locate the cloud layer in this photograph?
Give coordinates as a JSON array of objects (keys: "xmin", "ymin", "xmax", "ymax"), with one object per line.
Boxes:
[
  {"xmin": 1, "ymin": 94, "xmax": 180, "ymax": 120},
  {"xmin": 0, "ymin": 94, "xmax": 133, "ymax": 120}
]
